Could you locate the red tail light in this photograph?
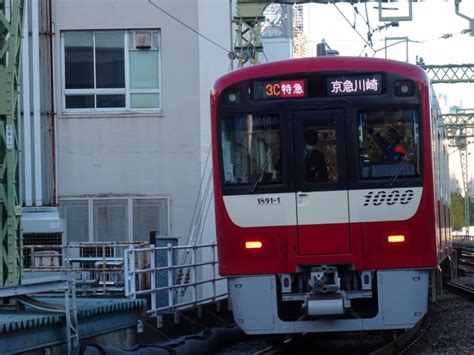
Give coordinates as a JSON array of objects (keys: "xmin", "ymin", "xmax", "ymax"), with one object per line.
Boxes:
[
  {"xmin": 245, "ymin": 241, "xmax": 263, "ymax": 249},
  {"xmin": 388, "ymin": 235, "xmax": 405, "ymax": 243}
]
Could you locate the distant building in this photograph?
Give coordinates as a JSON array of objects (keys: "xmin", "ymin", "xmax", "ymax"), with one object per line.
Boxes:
[
  {"xmin": 261, "ymin": 4, "xmax": 308, "ymax": 62},
  {"xmin": 262, "ymin": 4, "xmax": 294, "ymax": 61}
]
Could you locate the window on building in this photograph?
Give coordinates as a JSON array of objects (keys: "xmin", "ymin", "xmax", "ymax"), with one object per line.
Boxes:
[
  {"xmin": 133, "ymin": 199, "xmax": 169, "ymax": 241},
  {"xmin": 59, "ymin": 197, "xmax": 169, "ymax": 242},
  {"xmin": 93, "ymin": 199, "xmax": 128, "ymax": 242},
  {"xmin": 59, "ymin": 200, "xmax": 89, "ymax": 242},
  {"xmin": 62, "ymin": 30, "xmax": 161, "ymax": 112}
]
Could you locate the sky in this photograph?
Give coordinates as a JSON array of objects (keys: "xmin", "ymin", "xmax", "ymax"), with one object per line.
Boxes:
[
  {"xmin": 304, "ymin": 0, "xmax": 474, "ymax": 109},
  {"xmin": 303, "ymin": 0, "xmax": 474, "ymax": 191}
]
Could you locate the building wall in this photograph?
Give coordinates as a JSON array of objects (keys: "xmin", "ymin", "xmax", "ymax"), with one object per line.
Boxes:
[
  {"xmin": 197, "ymin": 0, "xmax": 232, "ymax": 245},
  {"xmin": 51, "ymin": 0, "xmax": 230, "ymax": 243},
  {"xmin": 261, "ymin": 37, "xmax": 293, "ymax": 62}
]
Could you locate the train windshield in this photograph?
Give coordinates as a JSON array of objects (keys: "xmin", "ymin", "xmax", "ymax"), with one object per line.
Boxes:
[
  {"xmin": 220, "ymin": 114, "xmax": 281, "ymax": 187},
  {"xmin": 358, "ymin": 108, "xmax": 420, "ymax": 180}
]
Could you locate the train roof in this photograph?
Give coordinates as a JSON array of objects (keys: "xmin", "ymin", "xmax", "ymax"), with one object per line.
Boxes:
[{"xmin": 212, "ymin": 56, "xmax": 429, "ymax": 93}]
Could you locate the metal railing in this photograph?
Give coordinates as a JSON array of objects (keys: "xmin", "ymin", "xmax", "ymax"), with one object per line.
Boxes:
[
  {"xmin": 23, "ymin": 242, "xmax": 149, "ymax": 295},
  {"xmin": 453, "ymin": 233, "xmax": 474, "ymax": 245},
  {"xmin": 124, "ymin": 243, "xmax": 228, "ymax": 317}
]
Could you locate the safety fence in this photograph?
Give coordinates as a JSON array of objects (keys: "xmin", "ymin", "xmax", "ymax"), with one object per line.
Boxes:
[
  {"xmin": 23, "ymin": 242, "xmax": 149, "ymax": 295},
  {"xmin": 124, "ymin": 243, "xmax": 228, "ymax": 317}
]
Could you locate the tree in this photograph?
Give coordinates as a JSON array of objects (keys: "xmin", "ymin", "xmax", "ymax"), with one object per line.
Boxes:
[
  {"xmin": 469, "ymin": 198, "xmax": 474, "ymax": 226},
  {"xmin": 451, "ymin": 191, "xmax": 465, "ymax": 231}
]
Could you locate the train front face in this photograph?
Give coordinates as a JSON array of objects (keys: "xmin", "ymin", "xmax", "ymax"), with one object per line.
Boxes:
[{"xmin": 211, "ymin": 57, "xmax": 449, "ymax": 334}]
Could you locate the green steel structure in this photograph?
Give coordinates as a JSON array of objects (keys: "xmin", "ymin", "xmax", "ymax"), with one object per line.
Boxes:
[
  {"xmin": 0, "ymin": 0, "xmax": 23, "ymax": 288},
  {"xmin": 422, "ymin": 65, "xmax": 474, "ymax": 235},
  {"xmin": 422, "ymin": 64, "xmax": 474, "ymax": 84},
  {"xmin": 444, "ymin": 112, "xmax": 474, "ymax": 235}
]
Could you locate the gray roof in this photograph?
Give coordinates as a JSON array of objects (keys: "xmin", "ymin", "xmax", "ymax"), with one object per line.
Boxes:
[{"xmin": 0, "ymin": 297, "xmax": 146, "ymax": 333}]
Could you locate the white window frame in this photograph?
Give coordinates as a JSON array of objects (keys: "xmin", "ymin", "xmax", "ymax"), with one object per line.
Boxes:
[
  {"xmin": 61, "ymin": 30, "xmax": 162, "ymax": 114},
  {"xmin": 59, "ymin": 196, "xmax": 171, "ymax": 242}
]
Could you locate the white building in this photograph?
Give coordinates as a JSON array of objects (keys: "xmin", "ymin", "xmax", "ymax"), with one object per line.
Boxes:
[{"xmin": 22, "ymin": 0, "xmax": 231, "ymax": 247}]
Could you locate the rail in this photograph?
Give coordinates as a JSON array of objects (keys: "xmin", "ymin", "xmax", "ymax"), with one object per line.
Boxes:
[
  {"xmin": 124, "ymin": 243, "xmax": 228, "ymax": 317},
  {"xmin": 23, "ymin": 242, "xmax": 149, "ymax": 295}
]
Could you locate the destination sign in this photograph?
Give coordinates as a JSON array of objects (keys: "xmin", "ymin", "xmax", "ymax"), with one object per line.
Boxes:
[
  {"xmin": 327, "ymin": 75, "xmax": 382, "ymax": 96},
  {"xmin": 252, "ymin": 79, "xmax": 307, "ymax": 100}
]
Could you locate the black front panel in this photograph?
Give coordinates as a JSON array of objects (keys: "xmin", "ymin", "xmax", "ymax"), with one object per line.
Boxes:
[{"xmin": 218, "ymin": 71, "xmax": 423, "ymax": 196}]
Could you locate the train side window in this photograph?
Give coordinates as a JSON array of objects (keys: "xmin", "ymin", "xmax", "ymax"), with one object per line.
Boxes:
[
  {"xmin": 220, "ymin": 114, "xmax": 281, "ymax": 187},
  {"xmin": 358, "ymin": 108, "xmax": 420, "ymax": 180}
]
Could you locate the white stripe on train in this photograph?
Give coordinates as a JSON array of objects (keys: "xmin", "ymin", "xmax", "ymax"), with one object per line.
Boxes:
[{"xmin": 223, "ymin": 187, "xmax": 422, "ymax": 227}]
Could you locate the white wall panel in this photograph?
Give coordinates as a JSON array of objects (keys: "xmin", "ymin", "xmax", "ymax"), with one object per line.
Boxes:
[{"xmin": 198, "ymin": 0, "xmax": 232, "ymax": 247}]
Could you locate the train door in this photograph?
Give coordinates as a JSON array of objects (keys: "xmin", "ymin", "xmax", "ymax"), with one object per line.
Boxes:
[{"xmin": 293, "ymin": 109, "xmax": 351, "ymax": 255}]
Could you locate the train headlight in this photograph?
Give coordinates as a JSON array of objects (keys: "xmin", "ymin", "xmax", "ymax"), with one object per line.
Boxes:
[{"xmin": 394, "ymin": 80, "xmax": 415, "ymax": 97}]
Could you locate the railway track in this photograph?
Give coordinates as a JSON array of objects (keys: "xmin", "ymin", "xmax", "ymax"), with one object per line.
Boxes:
[
  {"xmin": 254, "ymin": 335, "xmax": 299, "ymax": 354},
  {"xmin": 445, "ymin": 280, "xmax": 474, "ymax": 300},
  {"xmin": 369, "ymin": 316, "xmax": 429, "ymax": 355},
  {"xmin": 458, "ymin": 249, "xmax": 474, "ymax": 268},
  {"xmin": 253, "ymin": 318, "xmax": 430, "ymax": 355}
]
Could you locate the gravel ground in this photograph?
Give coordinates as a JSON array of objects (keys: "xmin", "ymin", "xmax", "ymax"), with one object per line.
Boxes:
[{"xmin": 417, "ymin": 271, "xmax": 474, "ymax": 354}]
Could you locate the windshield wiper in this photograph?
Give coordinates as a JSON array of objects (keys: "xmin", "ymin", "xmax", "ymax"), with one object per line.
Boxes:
[
  {"xmin": 248, "ymin": 149, "xmax": 273, "ymax": 193},
  {"xmin": 388, "ymin": 159, "xmax": 407, "ymax": 186},
  {"xmin": 249, "ymin": 168, "xmax": 266, "ymax": 193},
  {"xmin": 388, "ymin": 154, "xmax": 411, "ymax": 186}
]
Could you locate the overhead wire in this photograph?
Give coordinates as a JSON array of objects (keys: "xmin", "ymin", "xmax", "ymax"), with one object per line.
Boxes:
[
  {"xmin": 337, "ymin": 1, "xmax": 471, "ymax": 58},
  {"xmin": 333, "ymin": 3, "xmax": 376, "ymax": 54},
  {"xmin": 147, "ymin": 0, "xmax": 231, "ymax": 55},
  {"xmin": 364, "ymin": 2, "xmax": 374, "ymax": 34},
  {"xmin": 370, "ymin": 29, "xmax": 471, "ymax": 59},
  {"xmin": 346, "ymin": 3, "xmax": 471, "ymax": 57},
  {"xmin": 148, "ymin": 0, "xmax": 284, "ymax": 68}
]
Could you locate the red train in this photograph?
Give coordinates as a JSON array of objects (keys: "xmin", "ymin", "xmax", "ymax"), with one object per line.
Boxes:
[{"xmin": 211, "ymin": 57, "xmax": 452, "ymax": 334}]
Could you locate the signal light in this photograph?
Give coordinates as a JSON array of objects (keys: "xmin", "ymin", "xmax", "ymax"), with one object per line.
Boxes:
[
  {"xmin": 388, "ymin": 235, "xmax": 405, "ymax": 243},
  {"xmin": 245, "ymin": 241, "xmax": 262, "ymax": 249}
]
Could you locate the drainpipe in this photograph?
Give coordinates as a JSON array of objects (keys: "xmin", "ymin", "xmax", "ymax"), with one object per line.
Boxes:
[
  {"xmin": 22, "ymin": 0, "xmax": 33, "ymax": 207},
  {"xmin": 46, "ymin": 0, "xmax": 57, "ymax": 205},
  {"xmin": 32, "ymin": 0, "xmax": 43, "ymax": 207},
  {"xmin": 229, "ymin": 0, "xmax": 234, "ymax": 71},
  {"xmin": 5, "ymin": 0, "xmax": 9, "ymax": 21}
]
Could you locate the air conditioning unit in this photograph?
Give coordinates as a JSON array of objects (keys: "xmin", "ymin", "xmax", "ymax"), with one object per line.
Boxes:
[
  {"xmin": 131, "ymin": 31, "xmax": 159, "ymax": 50},
  {"xmin": 135, "ymin": 32, "xmax": 152, "ymax": 49}
]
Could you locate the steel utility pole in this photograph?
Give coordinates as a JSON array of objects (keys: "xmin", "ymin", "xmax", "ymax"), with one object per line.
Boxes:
[
  {"xmin": 0, "ymin": 0, "xmax": 23, "ymax": 288},
  {"xmin": 444, "ymin": 112, "xmax": 474, "ymax": 236}
]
